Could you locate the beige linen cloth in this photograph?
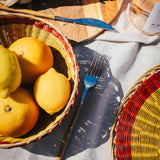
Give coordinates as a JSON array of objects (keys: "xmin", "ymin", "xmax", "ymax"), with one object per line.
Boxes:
[
  {"xmin": 0, "ymin": 0, "xmax": 160, "ymax": 160},
  {"xmin": 62, "ymin": 1, "xmax": 160, "ymax": 160}
]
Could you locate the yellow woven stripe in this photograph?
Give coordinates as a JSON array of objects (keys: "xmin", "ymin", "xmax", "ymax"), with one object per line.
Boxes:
[
  {"xmin": 131, "ymin": 88, "xmax": 160, "ymax": 159},
  {"xmin": 30, "ymin": 26, "xmax": 42, "ymax": 39}
]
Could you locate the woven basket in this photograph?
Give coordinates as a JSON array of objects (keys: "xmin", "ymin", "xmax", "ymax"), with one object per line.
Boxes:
[
  {"xmin": 0, "ymin": 13, "xmax": 79, "ymax": 148},
  {"xmin": 110, "ymin": 64, "xmax": 160, "ymax": 160}
]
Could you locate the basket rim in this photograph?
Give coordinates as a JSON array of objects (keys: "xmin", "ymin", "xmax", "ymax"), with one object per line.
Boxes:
[
  {"xmin": 0, "ymin": 13, "xmax": 80, "ymax": 148},
  {"xmin": 110, "ymin": 63, "xmax": 160, "ymax": 160}
]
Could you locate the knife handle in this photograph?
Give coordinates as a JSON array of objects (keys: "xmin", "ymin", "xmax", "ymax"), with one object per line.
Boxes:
[{"xmin": 55, "ymin": 16, "xmax": 76, "ymax": 23}]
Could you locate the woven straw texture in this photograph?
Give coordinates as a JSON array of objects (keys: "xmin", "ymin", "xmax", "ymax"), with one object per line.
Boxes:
[
  {"xmin": 0, "ymin": 13, "xmax": 79, "ymax": 148},
  {"xmin": 110, "ymin": 64, "xmax": 160, "ymax": 160}
]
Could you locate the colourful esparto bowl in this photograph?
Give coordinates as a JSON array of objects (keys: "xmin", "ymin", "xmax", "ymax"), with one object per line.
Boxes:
[
  {"xmin": 110, "ymin": 64, "xmax": 160, "ymax": 160},
  {"xmin": 0, "ymin": 13, "xmax": 79, "ymax": 148}
]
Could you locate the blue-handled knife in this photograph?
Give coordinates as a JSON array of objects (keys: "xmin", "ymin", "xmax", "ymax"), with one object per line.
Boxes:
[
  {"xmin": 55, "ymin": 16, "xmax": 115, "ymax": 30},
  {"xmin": 0, "ymin": 4, "xmax": 115, "ymax": 31}
]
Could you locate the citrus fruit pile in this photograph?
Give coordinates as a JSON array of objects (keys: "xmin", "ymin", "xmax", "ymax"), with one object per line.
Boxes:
[{"xmin": 0, "ymin": 37, "xmax": 71, "ymax": 137}]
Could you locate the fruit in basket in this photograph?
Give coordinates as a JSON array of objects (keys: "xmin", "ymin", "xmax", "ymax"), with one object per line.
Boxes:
[
  {"xmin": 0, "ymin": 45, "xmax": 22, "ymax": 98},
  {"xmin": 9, "ymin": 37, "xmax": 54, "ymax": 84},
  {"xmin": 33, "ymin": 68, "xmax": 71, "ymax": 115},
  {"xmin": 0, "ymin": 87, "xmax": 39, "ymax": 137}
]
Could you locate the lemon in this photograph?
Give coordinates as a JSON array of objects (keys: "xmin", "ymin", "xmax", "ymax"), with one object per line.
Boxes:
[
  {"xmin": 0, "ymin": 45, "xmax": 22, "ymax": 98},
  {"xmin": 0, "ymin": 87, "xmax": 39, "ymax": 137},
  {"xmin": 33, "ymin": 68, "xmax": 71, "ymax": 115}
]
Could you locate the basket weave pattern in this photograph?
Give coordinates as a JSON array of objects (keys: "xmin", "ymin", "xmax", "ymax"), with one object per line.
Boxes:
[
  {"xmin": 111, "ymin": 65, "xmax": 160, "ymax": 160},
  {"xmin": 0, "ymin": 14, "xmax": 79, "ymax": 148}
]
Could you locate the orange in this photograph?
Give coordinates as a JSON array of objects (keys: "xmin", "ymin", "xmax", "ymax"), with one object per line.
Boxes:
[
  {"xmin": 9, "ymin": 37, "xmax": 54, "ymax": 84},
  {"xmin": 34, "ymin": 68, "xmax": 71, "ymax": 115},
  {"xmin": 0, "ymin": 87, "xmax": 39, "ymax": 137}
]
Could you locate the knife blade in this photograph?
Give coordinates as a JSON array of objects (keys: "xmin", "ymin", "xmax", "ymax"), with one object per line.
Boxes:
[
  {"xmin": 55, "ymin": 16, "xmax": 115, "ymax": 30},
  {"xmin": 0, "ymin": 4, "xmax": 115, "ymax": 31}
]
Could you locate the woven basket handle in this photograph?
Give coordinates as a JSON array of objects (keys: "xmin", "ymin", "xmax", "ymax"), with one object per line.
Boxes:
[{"xmin": 0, "ymin": 4, "xmax": 55, "ymax": 19}]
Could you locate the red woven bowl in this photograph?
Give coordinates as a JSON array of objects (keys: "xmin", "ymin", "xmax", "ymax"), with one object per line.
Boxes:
[{"xmin": 110, "ymin": 64, "xmax": 160, "ymax": 160}]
